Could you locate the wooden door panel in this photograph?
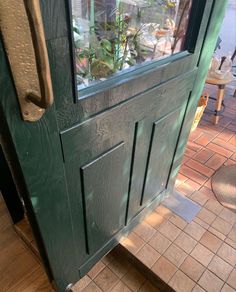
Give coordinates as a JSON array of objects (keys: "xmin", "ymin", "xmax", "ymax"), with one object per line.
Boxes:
[
  {"xmin": 126, "ymin": 118, "xmax": 153, "ymax": 221},
  {"xmin": 60, "ymin": 72, "xmax": 195, "ymax": 269},
  {"xmin": 127, "ymin": 105, "xmax": 187, "ymax": 221},
  {"xmin": 82, "ymin": 142, "xmax": 126, "ymax": 254},
  {"xmin": 61, "ymin": 114, "xmax": 133, "ymax": 267},
  {"xmin": 141, "ymin": 107, "xmax": 185, "ymax": 205}
]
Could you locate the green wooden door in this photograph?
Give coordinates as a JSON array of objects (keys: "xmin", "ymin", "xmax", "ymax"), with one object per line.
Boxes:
[{"xmin": 0, "ymin": 0, "xmax": 227, "ymax": 290}]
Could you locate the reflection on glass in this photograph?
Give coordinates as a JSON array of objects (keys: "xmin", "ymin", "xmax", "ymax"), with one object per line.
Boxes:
[{"xmin": 72, "ymin": 0, "xmax": 192, "ymax": 88}]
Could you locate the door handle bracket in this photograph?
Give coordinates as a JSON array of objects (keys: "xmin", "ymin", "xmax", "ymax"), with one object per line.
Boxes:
[{"xmin": 0, "ymin": 0, "xmax": 54, "ymax": 122}]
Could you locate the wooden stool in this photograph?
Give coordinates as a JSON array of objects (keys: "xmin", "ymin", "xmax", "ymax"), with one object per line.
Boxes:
[{"xmin": 206, "ymin": 76, "xmax": 232, "ymax": 124}]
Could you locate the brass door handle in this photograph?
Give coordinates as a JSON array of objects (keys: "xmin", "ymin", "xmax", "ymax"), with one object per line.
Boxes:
[
  {"xmin": 0, "ymin": 0, "xmax": 54, "ymax": 121},
  {"xmin": 24, "ymin": 0, "xmax": 53, "ymax": 109},
  {"xmin": 24, "ymin": 0, "xmax": 53, "ymax": 108}
]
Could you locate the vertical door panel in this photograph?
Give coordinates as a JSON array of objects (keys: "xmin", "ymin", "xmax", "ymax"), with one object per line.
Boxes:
[
  {"xmin": 82, "ymin": 142, "xmax": 126, "ymax": 254},
  {"xmin": 141, "ymin": 107, "xmax": 185, "ymax": 205}
]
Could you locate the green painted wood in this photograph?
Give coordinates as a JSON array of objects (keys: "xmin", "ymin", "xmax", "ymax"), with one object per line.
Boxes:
[
  {"xmin": 0, "ymin": 0, "xmax": 228, "ymax": 291},
  {"xmin": 141, "ymin": 106, "xmax": 185, "ymax": 206},
  {"xmin": 46, "ymin": 38, "xmax": 76, "ymax": 111},
  {"xmin": 0, "ymin": 39, "xmax": 79, "ymax": 291},
  {"xmin": 82, "ymin": 142, "xmax": 126, "ymax": 254},
  {"xmin": 55, "ymin": 0, "xmax": 214, "ymax": 131},
  {"xmin": 40, "ymin": 0, "xmax": 69, "ymax": 40},
  {"xmin": 167, "ymin": 0, "xmax": 229, "ymax": 193}
]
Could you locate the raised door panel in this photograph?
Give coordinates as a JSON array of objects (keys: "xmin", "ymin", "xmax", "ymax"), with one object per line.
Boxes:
[
  {"xmin": 127, "ymin": 104, "xmax": 187, "ymax": 221},
  {"xmin": 60, "ymin": 71, "xmax": 195, "ymax": 271},
  {"xmin": 60, "ymin": 113, "xmax": 133, "ymax": 269},
  {"xmin": 81, "ymin": 142, "xmax": 126, "ymax": 254},
  {"xmin": 142, "ymin": 107, "xmax": 185, "ymax": 205}
]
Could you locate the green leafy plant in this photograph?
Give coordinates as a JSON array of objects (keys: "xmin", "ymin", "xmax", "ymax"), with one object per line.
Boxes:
[{"xmin": 73, "ymin": 6, "xmax": 144, "ymax": 83}]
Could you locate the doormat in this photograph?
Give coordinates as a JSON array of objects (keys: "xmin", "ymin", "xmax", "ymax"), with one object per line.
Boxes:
[
  {"xmin": 212, "ymin": 165, "xmax": 236, "ymax": 213},
  {"xmin": 162, "ymin": 192, "xmax": 201, "ymax": 223}
]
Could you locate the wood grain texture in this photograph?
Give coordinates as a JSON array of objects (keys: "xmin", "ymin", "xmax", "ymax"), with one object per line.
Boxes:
[
  {"xmin": 47, "ymin": 37, "xmax": 76, "ymax": 113},
  {"xmin": 40, "ymin": 0, "xmax": 68, "ymax": 40},
  {"xmin": 0, "ymin": 38, "xmax": 79, "ymax": 291},
  {"xmin": 82, "ymin": 142, "xmax": 126, "ymax": 255},
  {"xmin": 60, "ymin": 72, "xmax": 195, "ymax": 271},
  {"xmin": 141, "ymin": 106, "xmax": 186, "ymax": 206}
]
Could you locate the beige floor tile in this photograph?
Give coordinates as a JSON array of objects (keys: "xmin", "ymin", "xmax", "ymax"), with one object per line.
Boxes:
[
  {"xmin": 169, "ymin": 270, "xmax": 195, "ymax": 292},
  {"xmin": 94, "ymin": 267, "xmax": 119, "ymax": 291},
  {"xmin": 155, "ymin": 205, "xmax": 173, "ymax": 219},
  {"xmin": 204, "ymin": 199, "xmax": 224, "ymax": 215},
  {"xmin": 208, "ymin": 255, "xmax": 233, "ymax": 281},
  {"xmin": 133, "ymin": 222, "xmax": 156, "ymax": 242},
  {"xmin": 198, "ymin": 270, "xmax": 224, "ymax": 292},
  {"xmin": 184, "ymin": 221, "xmax": 206, "ymax": 241},
  {"xmin": 197, "ymin": 207, "xmax": 216, "ymax": 225},
  {"xmin": 108, "ymin": 257, "xmax": 131, "ymax": 279},
  {"xmin": 88, "ymin": 261, "xmax": 106, "ymax": 279},
  {"xmin": 136, "ymin": 244, "xmax": 160, "ymax": 268},
  {"xmin": 225, "ymin": 237, "xmax": 236, "ymax": 249},
  {"xmin": 217, "ymin": 242, "xmax": 236, "ymax": 266},
  {"xmin": 110, "ymin": 281, "xmax": 132, "ymax": 292},
  {"xmin": 158, "ymin": 221, "xmax": 181, "ymax": 242},
  {"xmin": 192, "ymin": 284, "xmax": 205, "ymax": 292},
  {"xmin": 122, "ymin": 267, "xmax": 146, "ymax": 291},
  {"xmin": 190, "ymin": 243, "xmax": 214, "ymax": 267},
  {"xmin": 228, "ymin": 224, "xmax": 236, "ymax": 243},
  {"xmin": 193, "ymin": 217, "xmax": 210, "ymax": 229},
  {"xmin": 72, "ymin": 275, "xmax": 91, "ymax": 291},
  {"xmin": 199, "ymin": 230, "xmax": 223, "ymax": 253},
  {"xmin": 82, "ymin": 281, "xmax": 102, "ymax": 292},
  {"xmin": 102, "ymin": 253, "xmax": 116, "ymax": 265},
  {"xmin": 139, "ymin": 281, "xmax": 160, "ymax": 292},
  {"xmin": 227, "ymin": 268, "xmax": 236, "ymax": 290},
  {"xmin": 174, "ymin": 231, "xmax": 197, "ymax": 254},
  {"xmin": 180, "ymin": 256, "xmax": 205, "ymax": 282},
  {"xmin": 144, "ymin": 212, "xmax": 166, "ymax": 230},
  {"xmin": 169, "ymin": 214, "xmax": 188, "ymax": 230},
  {"xmin": 120, "ymin": 232, "xmax": 145, "ymax": 255},
  {"xmin": 149, "ymin": 232, "xmax": 171, "ymax": 254},
  {"xmin": 190, "ymin": 191, "xmax": 209, "ymax": 206},
  {"xmin": 211, "ymin": 217, "xmax": 233, "ymax": 236},
  {"xmin": 152, "ymin": 256, "xmax": 177, "ymax": 283},
  {"xmin": 221, "ymin": 283, "xmax": 236, "ymax": 292},
  {"xmin": 163, "ymin": 244, "xmax": 187, "ymax": 267},
  {"xmin": 208, "ymin": 226, "xmax": 226, "ymax": 241},
  {"xmin": 219, "ymin": 208, "xmax": 236, "ymax": 225}
]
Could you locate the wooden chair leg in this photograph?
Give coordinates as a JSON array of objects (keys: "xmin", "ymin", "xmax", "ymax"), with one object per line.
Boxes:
[{"xmin": 213, "ymin": 85, "xmax": 225, "ymax": 125}]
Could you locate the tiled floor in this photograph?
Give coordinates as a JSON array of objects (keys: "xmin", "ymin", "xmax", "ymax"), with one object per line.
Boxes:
[
  {"xmin": 1, "ymin": 94, "xmax": 235, "ymax": 292},
  {"xmin": 119, "ymin": 87, "xmax": 236, "ymax": 292},
  {"xmin": 75, "ymin": 84, "xmax": 236, "ymax": 291},
  {"xmin": 72, "ymin": 249, "xmax": 161, "ymax": 291}
]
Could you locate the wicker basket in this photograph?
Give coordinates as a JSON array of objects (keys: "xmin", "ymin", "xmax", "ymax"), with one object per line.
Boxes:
[{"xmin": 191, "ymin": 93, "xmax": 209, "ymax": 132}]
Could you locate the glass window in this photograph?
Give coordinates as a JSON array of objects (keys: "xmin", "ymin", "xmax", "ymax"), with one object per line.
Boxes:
[{"xmin": 72, "ymin": 0, "xmax": 192, "ymax": 88}]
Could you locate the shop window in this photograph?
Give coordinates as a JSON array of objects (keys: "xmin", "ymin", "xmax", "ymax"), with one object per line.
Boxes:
[{"xmin": 71, "ymin": 0, "xmax": 192, "ymax": 88}]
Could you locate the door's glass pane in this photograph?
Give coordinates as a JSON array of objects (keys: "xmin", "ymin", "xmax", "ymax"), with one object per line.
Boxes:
[{"xmin": 72, "ymin": 0, "xmax": 192, "ymax": 88}]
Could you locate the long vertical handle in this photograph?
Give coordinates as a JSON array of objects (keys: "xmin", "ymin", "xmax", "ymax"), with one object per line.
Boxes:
[{"xmin": 24, "ymin": 0, "xmax": 53, "ymax": 109}]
